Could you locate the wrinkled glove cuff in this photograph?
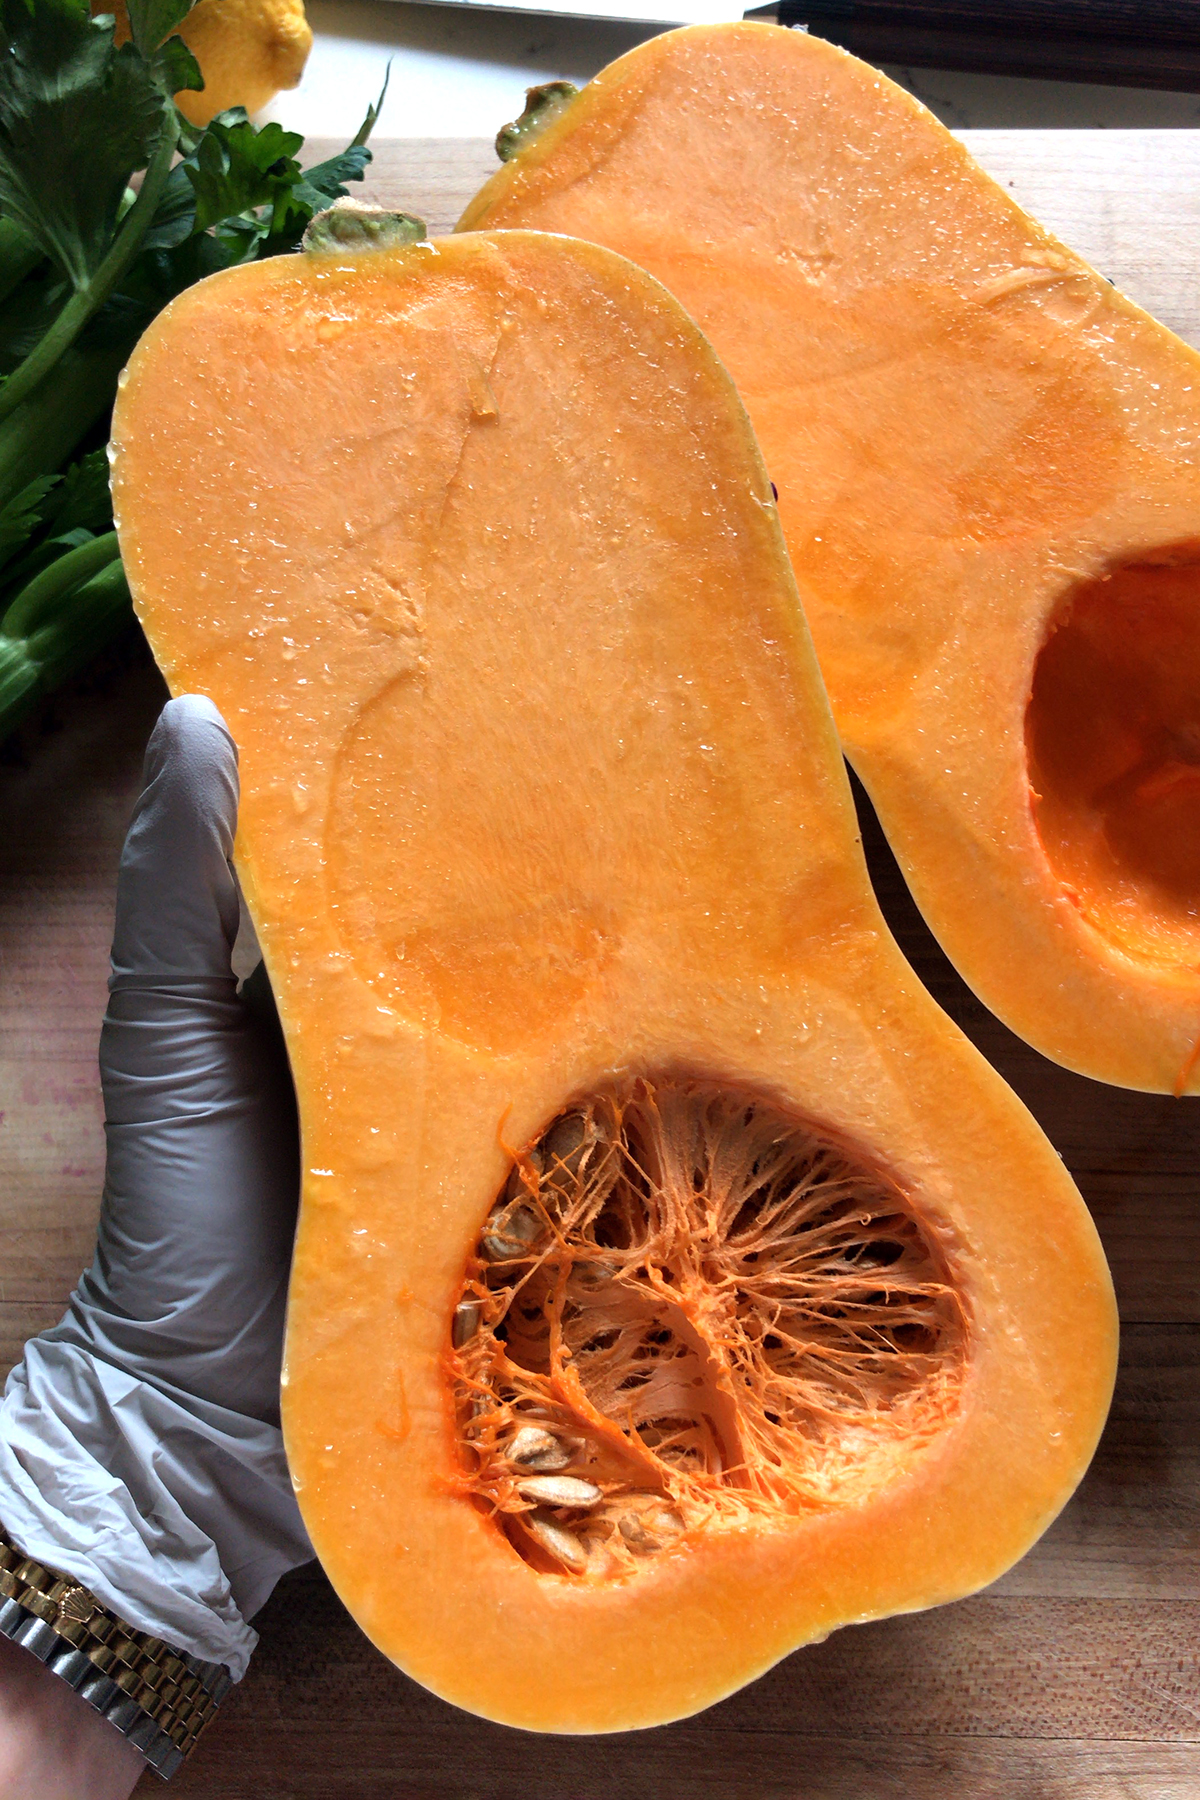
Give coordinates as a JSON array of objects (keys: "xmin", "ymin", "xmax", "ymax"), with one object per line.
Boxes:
[{"xmin": 0, "ymin": 1521, "xmax": 230, "ymax": 1780}]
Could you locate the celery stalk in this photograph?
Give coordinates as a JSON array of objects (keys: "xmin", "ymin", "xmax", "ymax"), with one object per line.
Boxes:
[
  {"xmin": 0, "ymin": 552, "xmax": 131, "ymax": 739},
  {"xmin": 2, "ymin": 531, "xmax": 119, "ymax": 637},
  {"xmin": 0, "ymin": 116, "xmax": 180, "ymax": 429},
  {"xmin": 0, "ymin": 344, "xmax": 130, "ymax": 513}
]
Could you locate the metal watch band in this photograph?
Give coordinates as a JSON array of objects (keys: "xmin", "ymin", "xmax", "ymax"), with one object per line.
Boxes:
[{"xmin": 0, "ymin": 1521, "xmax": 232, "ymax": 1780}]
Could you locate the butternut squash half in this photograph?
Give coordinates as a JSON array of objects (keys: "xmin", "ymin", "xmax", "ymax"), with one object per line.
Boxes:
[
  {"xmin": 462, "ymin": 24, "xmax": 1200, "ymax": 1094},
  {"xmin": 110, "ymin": 229, "xmax": 1116, "ymax": 1730}
]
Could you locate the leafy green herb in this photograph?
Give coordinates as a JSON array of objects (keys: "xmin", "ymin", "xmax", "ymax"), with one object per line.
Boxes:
[
  {"xmin": 0, "ymin": 0, "xmax": 384, "ymax": 739},
  {"xmin": 142, "ymin": 162, "xmax": 199, "ymax": 254},
  {"xmin": 124, "ymin": 0, "xmax": 195, "ymax": 58},
  {"xmin": 48, "ymin": 446, "xmax": 112, "ymax": 536},
  {"xmin": 0, "ymin": 113, "xmax": 180, "ymax": 423},
  {"xmin": 0, "ymin": 1, "xmax": 167, "ymax": 289},
  {"xmin": 293, "ymin": 143, "xmax": 375, "ymax": 215},
  {"xmin": 0, "ymin": 472, "xmax": 58, "ymax": 563},
  {"xmin": 151, "ymin": 34, "xmax": 204, "ymax": 99},
  {"xmin": 181, "ymin": 107, "xmax": 378, "ymax": 260},
  {"xmin": 186, "ymin": 114, "xmax": 304, "ymax": 236},
  {"xmin": 0, "ymin": 448, "xmax": 111, "ymax": 605}
]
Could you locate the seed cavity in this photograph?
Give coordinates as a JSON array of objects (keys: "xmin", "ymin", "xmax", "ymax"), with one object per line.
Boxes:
[{"xmin": 452, "ymin": 1075, "xmax": 967, "ymax": 1580}]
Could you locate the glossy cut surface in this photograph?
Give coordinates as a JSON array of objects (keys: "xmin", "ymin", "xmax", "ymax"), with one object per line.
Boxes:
[
  {"xmin": 112, "ymin": 231, "xmax": 1115, "ymax": 1730},
  {"xmin": 462, "ymin": 24, "xmax": 1200, "ymax": 1091}
]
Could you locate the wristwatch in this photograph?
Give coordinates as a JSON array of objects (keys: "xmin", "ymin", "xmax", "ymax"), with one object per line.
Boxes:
[{"xmin": 0, "ymin": 1521, "xmax": 231, "ymax": 1780}]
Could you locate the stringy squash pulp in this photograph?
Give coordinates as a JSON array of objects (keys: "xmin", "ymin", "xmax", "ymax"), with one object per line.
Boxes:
[
  {"xmin": 462, "ymin": 25, "xmax": 1200, "ymax": 1093},
  {"xmin": 110, "ymin": 230, "xmax": 1116, "ymax": 1730}
]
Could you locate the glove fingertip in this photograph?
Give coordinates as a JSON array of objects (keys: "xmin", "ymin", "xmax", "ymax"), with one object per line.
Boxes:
[
  {"xmin": 111, "ymin": 696, "xmax": 243, "ymax": 986},
  {"xmin": 150, "ymin": 692, "xmax": 237, "ymax": 792}
]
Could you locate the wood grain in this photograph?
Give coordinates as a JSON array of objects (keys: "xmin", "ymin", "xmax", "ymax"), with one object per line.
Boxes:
[
  {"xmin": 0, "ymin": 649, "xmax": 167, "ymax": 1375},
  {"xmin": 165, "ymin": 1567, "xmax": 1200, "ymax": 1800},
  {"xmin": 0, "ymin": 136, "xmax": 1197, "ymax": 1794}
]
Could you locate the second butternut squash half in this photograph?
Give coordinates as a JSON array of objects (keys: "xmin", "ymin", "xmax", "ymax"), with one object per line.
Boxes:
[
  {"xmin": 111, "ymin": 228, "xmax": 1115, "ymax": 1729},
  {"xmin": 463, "ymin": 25, "xmax": 1200, "ymax": 1093}
]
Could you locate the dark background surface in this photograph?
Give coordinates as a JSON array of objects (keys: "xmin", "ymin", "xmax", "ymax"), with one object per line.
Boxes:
[{"xmin": 777, "ymin": 0, "xmax": 1200, "ymax": 90}]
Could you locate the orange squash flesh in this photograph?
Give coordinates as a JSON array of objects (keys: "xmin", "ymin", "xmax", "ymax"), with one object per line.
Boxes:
[
  {"xmin": 461, "ymin": 24, "xmax": 1200, "ymax": 1094},
  {"xmin": 111, "ymin": 230, "xmax": 1115, "ymax": 1730}
]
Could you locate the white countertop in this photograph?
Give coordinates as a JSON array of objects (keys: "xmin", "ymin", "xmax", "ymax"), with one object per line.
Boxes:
[{"xmin": 260, "ymin": 0, "xmax": 1200, "ymax": 141}]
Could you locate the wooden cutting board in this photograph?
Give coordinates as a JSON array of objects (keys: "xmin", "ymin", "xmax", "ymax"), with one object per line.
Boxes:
[{"xmin": 2, "ymin": 136, "xmax": 1198, "ymax": 1799}]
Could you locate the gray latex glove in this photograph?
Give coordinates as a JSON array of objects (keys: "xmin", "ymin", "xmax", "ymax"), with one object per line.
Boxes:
[{"xmin": 0, "ymin": 695, "xmax": 311, "ymax": 1680}]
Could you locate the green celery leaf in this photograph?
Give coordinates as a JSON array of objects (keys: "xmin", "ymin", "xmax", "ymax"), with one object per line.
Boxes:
[
  {"xmin": 350, "ymin": 68, "xmax": 389, "ymax": 148},
  {"xmin": 0, "ymin": 449, "xmax": 111, "ymax": 596},
  {"xmin": 262, "ymin": 76, "xmax": 383, "ymax": 253},
  {"xmin": 153, "ymin": 34, "xmax": 203, "ymax": 95},
  {"xmin": 174, "ymin": 95, "xmax": 379, "ymax": 264},
  {"xmin": 214, "ymin": 215, "xmax": 268, "ymax": 262},
  {"xmin": 0, "ymin": 1, "xmax": 167, "ymax": 289},
  {"xmin": 292, "ymin": 145, "xmax": 372, "ymax": 212},
  {"xmin": 0, "ymin": 263, "xmax": 70, "ymax": 369},
  {"xmin": 142, "ymin": 161, "xmax": 197, "ymax": 251},
  {"xmin": 79, "ymin": 287, "xmax": 156, "ymax": 349},
  {"xmin": 43, "ymin": 526, "xmax": 95, "ymax": 553},
  {"xmin": 125, "ymin": 0, "xmax": 196, "ymax": 56},
  {"xmin": 0, "ymin": 473, "xmax": 59, "ymax": 565},
  {"xmin": 86, "ymin": 225, "xmax": 232, "ymax": 350},
  {"xmin": 47, "ymin": 447, "xmax": 111, "ymax": 534},
  {"xmin": 153, "ymin": 227, "xmax": 235, "ymax": 290},
  {"xmin": 183, "ymin": 110, "xmax": 305, "ymax": 236},
  {"xmin": 126, "ymin": 1, "xmax": 204, "ymax": 95},
  {"xmin": 259, "ymin": 134, "xmax": 377, "ymax": 256}
]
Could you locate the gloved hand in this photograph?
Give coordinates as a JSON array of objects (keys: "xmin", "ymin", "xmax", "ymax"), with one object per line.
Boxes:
[{"xmin": 0, "ymin": 695, "xmax": 312, "ymax": 1690}]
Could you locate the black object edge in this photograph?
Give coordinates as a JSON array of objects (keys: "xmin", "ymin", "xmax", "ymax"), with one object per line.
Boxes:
[{"xmin": 764, "ymin": 1, "xmax": 1200, "ymax": 91}]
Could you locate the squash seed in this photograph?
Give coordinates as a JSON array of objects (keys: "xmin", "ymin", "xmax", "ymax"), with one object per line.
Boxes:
[
  {"xmin": 481, "ymin": 1199, "xmax": 546, "ymax": 1262},
  {"xmin": 618, "ymin": 1503, "xmax": 684, "ymax": 1553},
  {"xmin": 523, "ymin": 1509, "xmax": 589, "ymax": 1572},
  {"xmin": 542, "ymin": 1110, "xmax": 605, "ymax": 1190},
  {"xmin": 452, "ymin": 1300, "xmax": 481, "ymax": 1347},
  {"xmin": 502, "ymin": 1144, "xmax": 544, "ymax": 1203},
  {"xmin": 507, "ymin": 1426, "xmax": 571, "ymax": 1471},
  {"xmin": 517, "ymin": 1475, "xmax": 602, "ymax": 1507}
]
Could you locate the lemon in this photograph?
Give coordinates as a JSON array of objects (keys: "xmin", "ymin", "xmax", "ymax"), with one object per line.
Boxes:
[{"xmin": 107, "ymin": 0, "xmax": 313, "ymax": 125}]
